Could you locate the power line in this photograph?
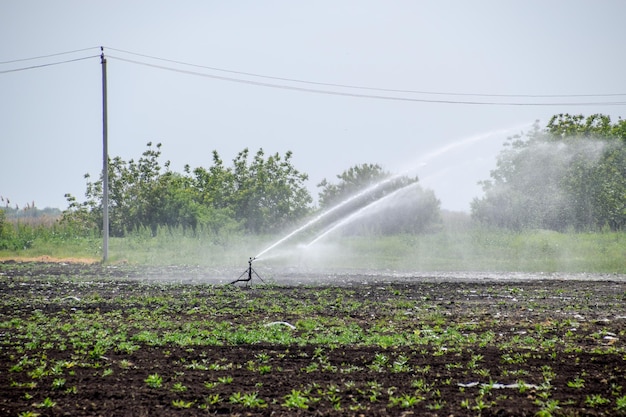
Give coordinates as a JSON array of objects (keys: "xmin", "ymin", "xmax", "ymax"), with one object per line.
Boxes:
[
  {"xmin": 107, "ymin": 55, "xmax": 626, "ymax": 107},
  {"xmin": 0, "ymin": 47, "xmax": 100, "ymax": 65},
  {"xmin": 104, "ymin": 46, "xmax": 626, "ymax": 100},
  {"xmin": 0, "ymin": 55, "xmax": 99, "ymax": 74},
  {"xmin": 2, "ymin": 46, "xmax": 625, "ymax": 106}
]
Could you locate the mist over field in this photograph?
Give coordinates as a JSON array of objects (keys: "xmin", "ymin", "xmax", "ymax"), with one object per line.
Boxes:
[{"xmin": 1, "ymin": 115, "xmax": 624, "ymax": 277}]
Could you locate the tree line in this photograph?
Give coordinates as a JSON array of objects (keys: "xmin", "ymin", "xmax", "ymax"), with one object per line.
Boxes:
[
  {"xmin": 472, "ymin": 114, "xmax": 625, "ymax": 231},
  {"xmin": 58, "ymin": 113, "xmax": 625, "ymax": 238},
  {"xmin": 61, "ymin": 143, "xmax": 441, "ymax": 238},
  {"xmin": 63, "ymin": 145, "xmax": 311, "ymax": 237}
]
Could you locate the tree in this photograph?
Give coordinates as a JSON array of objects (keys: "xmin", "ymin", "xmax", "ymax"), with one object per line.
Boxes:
[
  {"xmin": 318, "ymin": 163, "xmax": 390, "ymax": 209},
  {"xmin": 317, "ymin": 163, "xmax": 441, "ymax": 234},
  {"xmin": 190, "ymin": 150, "xmax": 234, "ymax": 210},
  {"xmin": 63, "ymin": 144, "xmax": 313, "ymax": 236},
  {"xmin": 63, "ymin": 142, "xmax": 170, "ymax": 237},
  {"xmin": 227, "ymin": 148, "xmax": 312, "ymax": 233},
  {"xmin": 471, "ymin": 114, "xmax": 626, "ymax": 231}
]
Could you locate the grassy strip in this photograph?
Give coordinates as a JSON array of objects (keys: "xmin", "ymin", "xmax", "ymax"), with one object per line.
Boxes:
[{"xmin": 1, "ymin": 223, "xmax": 624, "ymax": 272}]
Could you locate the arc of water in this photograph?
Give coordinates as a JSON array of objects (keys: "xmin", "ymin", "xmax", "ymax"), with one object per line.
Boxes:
[
  {"xmin": 306, "ymin": 181, "xmax": 420, "ymax": 247},
  {"xmin": 399, "ymin": 124, "xmax": 530, "ymax": 174},
  {"xmin": 254, "ymin": 174, "xmax": 404, "ymax": 259},
  {"xmin": 255, "ymin": 123, "xmax": 531, "ymax": 260}
]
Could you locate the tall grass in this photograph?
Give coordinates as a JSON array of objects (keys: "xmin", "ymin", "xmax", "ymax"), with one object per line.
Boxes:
[
  {"xmin": 330, "ymin": 228, "xmax": 625, "ymax": 273},
  {"xmin": 106, "ymin": 228, "xmax": 265, "ymax": 266},
  {"xmin": 1, "ymin": 217, "xmax": 624, "ymax": 273}
]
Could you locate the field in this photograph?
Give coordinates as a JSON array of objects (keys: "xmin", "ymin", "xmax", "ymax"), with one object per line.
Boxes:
[{"xmin": 2, "ymin": 262, "xmax": 626, "ymax": 416}]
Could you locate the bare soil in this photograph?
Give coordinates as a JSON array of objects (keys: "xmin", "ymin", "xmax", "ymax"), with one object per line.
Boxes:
[
  {"xmin": 1, "ymin": 261, "xmax": 625, "ymax": 416},
  {"xmin": 0, "ymin": 256, "xmax": 100, "ymax": 264}
]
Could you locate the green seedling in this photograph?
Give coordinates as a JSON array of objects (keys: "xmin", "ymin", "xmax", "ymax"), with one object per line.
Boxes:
[
  {"xmin": 282, "ymin": 389, "xmax": 310, "ymax": 409},
  {"xmin": 615, "ymin": 395, "xmax": 626, "ymax": 413},
  {"xmin": 51, "ymin": 378, "xmax": 65, "ymax": 390},
  {"xmin": 205, "ymin": 393, "xmax": 221, "ymax": 405},
  {"xmin": 35, "ymin": 397, "xmax": 56, "ymax": 408},
  {"xmin": 171, "ymin": 399, "xmax": 194, "ymax": 408},
  {"xmin": 217, "ymin": 376, "xmax": 233, "ymax": 384},
  {"xmin": 18, "ymin": 412, "xmax": 40, "ymax": 417},
  {"xmin": 171, "ymin": 382, "xmax": 187, "ymax": 392},
  {"xmin": 231, "ymin": 392, "xmax": 267, "ymax": 408},
  {"xmin": 567, "ymin": 377, "xmax": 585, "ymax": 389},
  {"xmin": 145, "ymin": 373, "xmax": 163, "ymax": 388},
  {"xmin": 388, "ymin": 393, "xmax": 423, "ymax": 408},
  {"xmin": 585, "ymin": 394, "xmax": 610, "ymax": 407}
]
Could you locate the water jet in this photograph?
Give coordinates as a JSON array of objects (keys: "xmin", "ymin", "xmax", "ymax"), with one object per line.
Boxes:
[
  {"xmin": 306, "ymin": 181, "xmax": 421, "ymax": 247},
  {"xmin": 251, "ymin": 124, "xmax": 531, "ymax": 264}
]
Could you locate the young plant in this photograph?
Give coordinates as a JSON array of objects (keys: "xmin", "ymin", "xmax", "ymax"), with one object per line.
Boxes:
[
  {"xmin": 535, "ymin": 399, "xmax": 560, "ymax": 417},
  {"xmin": 368, "ymin": 353, "xmax": 388, "ymax": 372},
  {"xmin": 171, "ymin": 399, "xmax": 194, "ymax": 408},
  {"xmin": 585, "ymin": 394, "xmax": 610, "ymax": 407},
  {"xmin": 391, "ymin": 354, "xmax": 410, "ymax": 373},
  {"xmin": 411, "ymin": 378, "xmax": 432, "ymax": 394},
  {"xmin": 171, "ymin": 382, "xmax": 187, "ymax": 392},
  {"xmin": 367, "ymin": 380, "xmax": 383, "ymax": 403},
  {"xmin": 471, "ymin": 397, "xmax": 493, "ymax": 413},
  {"xmin": 259, "ymin": 363, "xmax": 273, "ymax": 374},
  {"xmin": 615, "ymin": 395, "xmax": 626, "ymax": 413},
  {"xmin": 145, "ymin": 373, "xmax": 163, "ymax": 389},
  {"xmin": 205, "ymin": 393, "xmax": 221, "ymax": 405},
  {"xmin": 18, "ymin": 412, "xmax": 40, "ymax": 417},
  {"xmin": 467, "ymin": 353, "xmax": 484, "ymax": 369},
  {"xmin": 35, "ymin": 397, "xmax": 56, "ymax": 408},
  {"xmin": 567, "ymin": 376, "xmax": 585, "ymax": 389},
  {"xmin": 540, "ymin": 365, "xmax": 556, "ymax": 382},
  {"xmin": 282, "ymin": 389, "xmax": 310, "ymax": 409},
  {"xmin": 303, "ymin": 362, "xmax": 319, "ymax": 373},
  {"xmin": 388, "ymin": 393, "xmax": 423, "ymax": 408},
  {"xmin": 51, "ymin": 378, "xmax": 66, "ymax": 390},
  {"xmin": 229, "ymin": 392, "xmax": 244, "ymax": 404},
  {"xmin": 217, "ymin": 376, "xmax": 233, "ymax": 384},
  {"xmin": 241, "ymin": 392, "xmax": 267, "ymax": 408},
  {"xmin": 427, "ymin": 400, "xmax": 445, "ymax": 411}
]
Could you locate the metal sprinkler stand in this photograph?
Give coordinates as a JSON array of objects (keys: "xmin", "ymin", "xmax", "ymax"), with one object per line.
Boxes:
[{"xmin": 230, "ymin": 257, "xmax": 264, "ymax": 286}]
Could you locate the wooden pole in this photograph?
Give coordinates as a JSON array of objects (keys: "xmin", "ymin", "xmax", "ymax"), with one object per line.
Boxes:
[{"xmin": 101, "ymin": 47, "xmax": 109, "ymax": 262}]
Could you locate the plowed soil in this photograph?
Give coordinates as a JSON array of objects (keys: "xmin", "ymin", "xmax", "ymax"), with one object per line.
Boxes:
[{"xmin": 1, "ymin": 261, "xmax": 625, "ymax": 416}]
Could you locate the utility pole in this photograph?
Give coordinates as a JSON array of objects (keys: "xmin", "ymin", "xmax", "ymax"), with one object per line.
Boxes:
[{"xmin": 101, "ymin": 47, "xmax": 109, "ymax": 262}]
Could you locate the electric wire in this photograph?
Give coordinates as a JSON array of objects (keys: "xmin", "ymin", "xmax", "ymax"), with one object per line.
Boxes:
[
  {"xmin": 1, "ymin": 46, "xmax": 625, "ymax": 106},
  {"xmin": 104, "ymin": 46, "xmax": 626, "ymax": 99},
  {"xmin": 0, "ymin": 46, "xmax": 100, "ymax": 65},
  {"xmin": 107, "ymin": 55, "xmax": 626, "ymax": 107},
  {"xmin": 0, "ymin": 55, "xmax": 99, "ymax": 74}
]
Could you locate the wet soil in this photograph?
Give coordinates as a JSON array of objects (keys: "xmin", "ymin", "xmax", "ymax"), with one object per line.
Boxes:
[{"xmin": 1, "ymin": 261, "xmax": 626, "ymax": 416}]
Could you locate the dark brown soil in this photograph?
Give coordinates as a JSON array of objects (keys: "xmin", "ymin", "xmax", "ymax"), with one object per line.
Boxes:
[{"xmin": 1, "ymin": 261, "xmax": 625, "ymax": 416}]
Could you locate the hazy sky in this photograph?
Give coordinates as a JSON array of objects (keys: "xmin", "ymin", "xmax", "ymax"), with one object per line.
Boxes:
[{"xmin": 2, "ymin": 1, "xmax": 625, "ymax": 212}]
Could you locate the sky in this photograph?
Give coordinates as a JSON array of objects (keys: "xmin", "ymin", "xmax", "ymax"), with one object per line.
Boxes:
[{"xmin": 1, "ymin": 1, "xmax": 625, "ymax": 213}]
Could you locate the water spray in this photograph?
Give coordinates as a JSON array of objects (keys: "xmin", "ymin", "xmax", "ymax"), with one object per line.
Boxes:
[
  {"xmin": 230, "ymin": 257, "xmax": 265, "ymax": 286},
  {"xmin": 252, "ymin": 175, "xmax": 404, "ymax": 259},
  {"xmin": 306, "ymin": 181, "xmax": 420, "ymax": 247},
  {"xmin": 251, "ymin": 124, "xmax": 532, "ymax": 261}
]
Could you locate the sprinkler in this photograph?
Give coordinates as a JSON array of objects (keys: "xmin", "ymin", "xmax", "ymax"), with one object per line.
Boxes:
[{"xmin": 230, "ymin": 257, "xmax": 264, "ymax": 286}]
